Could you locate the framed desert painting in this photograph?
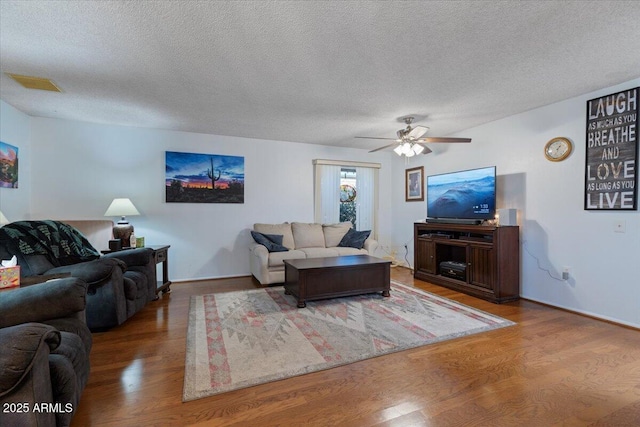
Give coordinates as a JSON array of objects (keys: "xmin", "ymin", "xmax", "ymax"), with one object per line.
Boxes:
[{"xmin": 165, "ymin": 151, "xmax": 244, "ymax": 203}]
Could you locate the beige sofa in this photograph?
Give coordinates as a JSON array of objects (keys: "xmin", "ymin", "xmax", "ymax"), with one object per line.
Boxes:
[{"xmin": 249, "ymin": 222, "xmax": 379, "ymax": 285}]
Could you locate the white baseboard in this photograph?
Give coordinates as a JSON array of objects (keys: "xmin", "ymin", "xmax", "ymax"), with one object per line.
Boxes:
[{"xmin": 521, "ymin": 295, "xmax": 639, "ymax": 329}]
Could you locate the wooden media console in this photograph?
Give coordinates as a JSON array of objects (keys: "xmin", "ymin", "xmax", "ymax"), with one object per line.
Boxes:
[{"xmin": 414, "ymin": 222, "xmax": 520, "ymax": 303}]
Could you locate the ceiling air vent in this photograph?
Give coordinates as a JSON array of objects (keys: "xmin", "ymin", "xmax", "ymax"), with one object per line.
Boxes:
[{"xmin": 6, "ymin": 73, "xmax": 62, "ymax": 92}]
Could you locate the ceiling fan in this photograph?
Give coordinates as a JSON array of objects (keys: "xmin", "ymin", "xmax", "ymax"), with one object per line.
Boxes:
[{"xmin": 356, "ymin": 116, "xmax": 471, "ymax": 157}]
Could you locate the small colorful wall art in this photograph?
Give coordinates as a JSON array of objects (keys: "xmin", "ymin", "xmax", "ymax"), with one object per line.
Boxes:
[
  {"xmin": 0, "ymin": 141, "xmax": 19, "ymax": 188},
  {"xmin": 165, "ymin": 151, "xmax": 244, "ymax": 203}
]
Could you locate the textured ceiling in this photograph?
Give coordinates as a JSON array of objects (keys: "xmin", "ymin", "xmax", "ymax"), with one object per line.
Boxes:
[{"xmin": 1, "ymin": 1, "xmax": 640, "ymax": 151}]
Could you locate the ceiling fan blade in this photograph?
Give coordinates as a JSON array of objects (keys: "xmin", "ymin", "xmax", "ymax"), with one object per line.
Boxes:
[
  {"xmin": 355, "ymin": 136, "xmax": 398, "ymax": 141},
  {"xmin": 408, "ymin": 125, "xmax": 429, "ymax": 140},
  {"xmin": 417, "ymin": 137, "xmax": 472, "ymax": 143},
  {"xmin": 421, "ymin": 145, "xmax": 433, "ymax": 154},
  {"xmin": 369, "ymin": 142, "xmax": 400, "ymax": 153}
]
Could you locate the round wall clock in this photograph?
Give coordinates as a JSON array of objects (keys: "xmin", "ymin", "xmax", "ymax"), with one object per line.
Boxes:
[{"xmin": 544, "ymin": 137, "xmax": 573, "ymax": 162}]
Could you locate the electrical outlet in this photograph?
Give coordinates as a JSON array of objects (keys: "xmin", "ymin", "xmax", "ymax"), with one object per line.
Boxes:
[{"xmin": 562, "ymin": 267, "xmax": 570, "ymax": 281}]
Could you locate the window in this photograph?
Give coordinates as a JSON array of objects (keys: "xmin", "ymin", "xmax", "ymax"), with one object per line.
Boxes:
[
  {"xmin": 340, "ymin": 168, "xmax": 357, "ymax": 226},
  {"xmin": 313, "ymin": 160, "xmax": 380, "ymax": 237}
]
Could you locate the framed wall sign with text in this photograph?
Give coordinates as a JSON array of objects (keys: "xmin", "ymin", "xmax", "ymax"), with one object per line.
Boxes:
[{"xmin": 584, "ymin": 87, "xmax": 639, "ymax": 210}]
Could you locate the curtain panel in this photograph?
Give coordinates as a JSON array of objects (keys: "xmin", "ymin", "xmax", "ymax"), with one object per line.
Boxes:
[{"xmin": 313, "ymin": 160, "xmax": 380, "ymax": 238}]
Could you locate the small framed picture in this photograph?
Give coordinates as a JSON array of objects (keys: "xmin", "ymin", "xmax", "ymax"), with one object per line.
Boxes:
[
  {"xmin": 0, "ymin": 141, "xmax": 19, "ymax": 189},
  {"xmin": 406, "ymin": 166, "xmax": 424, "ymax": 201}
]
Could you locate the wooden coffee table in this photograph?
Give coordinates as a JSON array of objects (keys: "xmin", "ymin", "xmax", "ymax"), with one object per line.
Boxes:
[{"xmin": 283, "ymin": 255, "xmax": 391, "ymax": 308}]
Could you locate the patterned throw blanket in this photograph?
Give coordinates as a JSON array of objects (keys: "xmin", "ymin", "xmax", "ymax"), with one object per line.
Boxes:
[{"xmin": 0, "ymin": 220, "xmax": 100, "ymax": 266}]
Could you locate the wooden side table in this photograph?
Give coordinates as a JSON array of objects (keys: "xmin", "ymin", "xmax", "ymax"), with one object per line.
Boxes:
[{"xmin": 149, "ymin": 245, "xmax": 171, "ymax": 295}]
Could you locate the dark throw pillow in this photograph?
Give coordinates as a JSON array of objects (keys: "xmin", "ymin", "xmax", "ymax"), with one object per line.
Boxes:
[
  {"xmin": 250, "ymin": 231, "xmax": 288, "ymax": 252},
  {"xmin": 337, "ymin": 228, "xmax": 371, "ymax": 249}
]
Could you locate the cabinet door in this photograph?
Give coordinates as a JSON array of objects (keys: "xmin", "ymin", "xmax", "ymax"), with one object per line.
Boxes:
[
  {"xmin": 468, "ymin": 244, "xmax": 495, "ymax": 290},
  {"xmin": 415, "ymin": 238, "xmax": 436, "ymax": 274}
]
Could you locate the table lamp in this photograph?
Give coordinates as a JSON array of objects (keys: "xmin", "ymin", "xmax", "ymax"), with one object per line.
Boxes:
[{"xmin": 104, "ymin": 198, "xmax": 140, "ymax": 247}]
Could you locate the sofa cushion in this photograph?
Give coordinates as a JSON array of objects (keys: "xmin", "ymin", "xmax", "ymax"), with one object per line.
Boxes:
[
  {"xmin": 334, "ymin": 247, "xmax": 369, "ymax": 256},
  {"xmin": 253, "ymin": 232, "xmax": 283, "ymax": 246},
  {"xmin": 299, "ymin": 247, "xmax": 340, "ymax": 258},
  {"xmin": 122, "ymin": 277, "xmax": 137, "ymax": 301},
  {"xmin": 52, "ymin": 331, "xmax": 88, "ymax": 385},
  {"xmin": 250, "ymin": 231, "xmax": 288, "ymax": 252},
  {"xmin": 47, "ymin": 258, "xmax": 125, "ymax": 286},
  {"xmin": 0, "ymin": 279, "xmax": 88, "ymax": 329},
  {"xmin": 291, "ymin": 222, "xmax": 325, "ymax": 249},
  {"xmin": 0, "ymin": 323, "xmax": 60, "ymax": 395},
  {"xmin": 338, "ymin": 228, "xmax": 371, "ymax": 249},
  {"xmin": 254, "ymin": 223, "xmax": 295, "ymax": 249},
  {"xmin": 48, "ymin": 353, "xmax": 79, "ymax": 427},
  {"xmin": 267, "ymin": 249, "xmax": 307, "ymax": 267},
  {"xmin": 322, "ymin": 222, "xmax": 352, "ymax": 247}
]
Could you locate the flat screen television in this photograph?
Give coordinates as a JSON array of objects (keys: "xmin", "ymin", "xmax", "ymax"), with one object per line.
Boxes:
[{"xmin": 426, "ymin": 166, "xmax": 496, "ymax": 223}]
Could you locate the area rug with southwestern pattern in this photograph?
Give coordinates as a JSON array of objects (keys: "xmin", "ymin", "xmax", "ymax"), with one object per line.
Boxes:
[{"xmin": 183, "ymin": 280, "xmax": 514, "ymax": 402}]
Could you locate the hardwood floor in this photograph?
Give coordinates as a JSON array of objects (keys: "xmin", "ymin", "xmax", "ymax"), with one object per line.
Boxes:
[{"xmin": 71, "ymin": 269, "xmax": 640, "ymax": 426}]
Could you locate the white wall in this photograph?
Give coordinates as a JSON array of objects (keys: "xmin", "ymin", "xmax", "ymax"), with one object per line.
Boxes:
[
  {"xmin": 393, "ymin": 78, "xmax": 640, "ymax": 328},
  {"xmin": 0, "ymin": 101, "xmax": 31, "ymax": 220},
  {"xmin": 3, "ymin": 78, "xmax": 639, "ymax": 327},
  {"xmin": 27, "ymin": 117, "xmax": 394, "ymax": 281}
]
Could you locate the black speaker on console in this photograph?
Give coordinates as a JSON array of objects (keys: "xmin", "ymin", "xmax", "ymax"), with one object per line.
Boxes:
[{"xmin": 440, "ymin": 261, "xmax": 467, "ymax": 281}]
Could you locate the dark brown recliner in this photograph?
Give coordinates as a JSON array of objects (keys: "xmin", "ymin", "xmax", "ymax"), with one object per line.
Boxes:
[
  {"xmin": 0, "ymin": 220, "xmax": 156, "ymax": 330},
  {"xmin": 0, "ymin": 277, "xmax": 91, "ymax": 427}
]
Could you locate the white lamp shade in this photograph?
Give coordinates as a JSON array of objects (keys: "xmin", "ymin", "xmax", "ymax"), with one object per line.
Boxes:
[
  {"xmin": 412, "ymin": 144, "xmax": 425, "ymax": 155},
  {"xmin": 104, "ymin": 198, "xmax": 140, "ymax": 217},
  {"xmin": 393, "ymin": 145, "xmax": 404, "ymax": 156},
  {"xmin": 0, "ymin": 210, "xmax": 8, "ymax": 225}
]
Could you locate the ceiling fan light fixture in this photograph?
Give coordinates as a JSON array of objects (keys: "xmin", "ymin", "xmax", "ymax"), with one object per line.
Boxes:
[{"xmin": 357, "ymin": 115, "xmax": 470, "ymax": 156}]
